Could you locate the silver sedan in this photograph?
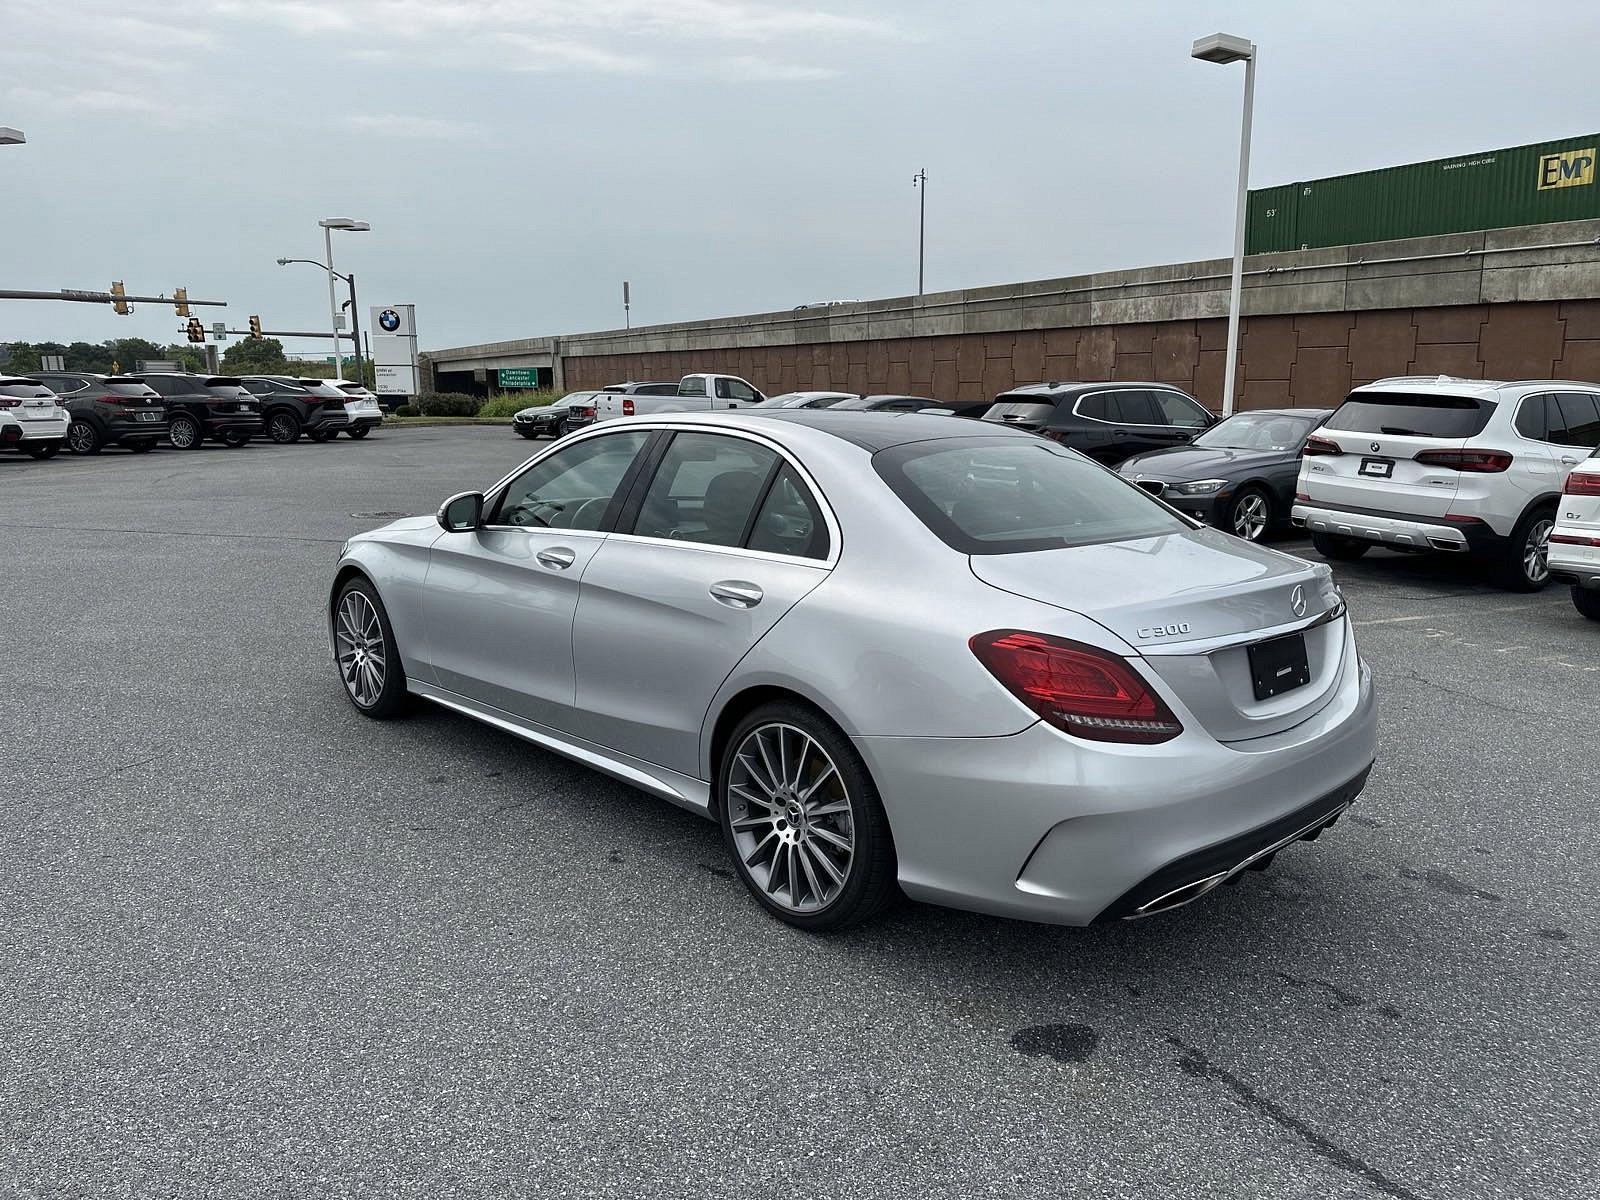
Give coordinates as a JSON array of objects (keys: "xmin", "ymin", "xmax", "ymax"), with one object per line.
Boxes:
[{"xmin": 328, "ymin": 412, "xmax": 1377, "ymax": 930}]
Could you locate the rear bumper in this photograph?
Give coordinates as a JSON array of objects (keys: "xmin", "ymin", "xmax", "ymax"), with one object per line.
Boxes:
[
  {"xmin": 107, "ymin": 417, "xmax": 166, "ymax": 441},
  {"xmin": 1291, "ymin": 500, "xmax": 1500, "ymax": 553},
  {"xmin": 853, "ymin": 647, "xmax": 1378, "ymax": 926},
  {"xmin": 204, "ymin": 415, "xmax": 264, "ymax": 436},
  {"xmin": 13, "ymin": 416, "xmax": 69, "ymax": 441},
  {"xmin": 1549, "ymin": 539, "xmax": 1600, "ymax": 588},
  {"xmin": 347, "ymin": 415, "xmax": 383, "ymax": 431}
]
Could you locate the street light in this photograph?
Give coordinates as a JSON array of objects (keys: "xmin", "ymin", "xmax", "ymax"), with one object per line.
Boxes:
[
  {"xmin": 317, "ymin": 218, "xmax": 369, "ymax": 380},
  {"xmin": 1192, "ymin": 32, "xmax": 1255, "ymax": 418},
  {"xmin": 0, "ymin": 127, "xmax": 25, "ymax": 146},
  {"xmin": 278, "ymin": 256, "xmax": 365, "ymax": 387}
]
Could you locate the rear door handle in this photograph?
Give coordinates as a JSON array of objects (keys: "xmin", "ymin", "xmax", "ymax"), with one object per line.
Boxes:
[
  {"xmin": 536, "ymin": 546, "xmax": 577, "ymax": 570},
  {"xmin": 1561, "ymin": 455, "xmax": 1580, "ymax": 466},
  {"xmin": 710, "ymin": 580, "xmax": 763, "ymax": 609}
]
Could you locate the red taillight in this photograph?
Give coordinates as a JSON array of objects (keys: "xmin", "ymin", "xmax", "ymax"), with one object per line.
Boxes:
[
  {"xmin": 1301, "ymin": 435, "xmax": 1342, "ymax": 457},
  {"xmin": 1551, "ymin": 532, "xmax": 1600, "ymax": 546},
  {"xmin": 574, "ymin": 405, "xmax": 594, "ymax": 418},
  {"xmin": 1414, "ymin": 449, "xmax": 1512, "ymax": 473},
  {"xmin": 1563, "ymin": 471, "xmax": 1600, "ymax": 496},
  {"xmin": 969, "ymin": 630, "xmax": 1183, "ymax": 744},
  {"xmin": 622, "ymin": 398, "xmax": 635, "ymax": 416}
]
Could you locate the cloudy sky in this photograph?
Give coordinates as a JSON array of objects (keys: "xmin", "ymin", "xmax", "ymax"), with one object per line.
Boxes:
[{"xmin": 3, "ymin": 0, "xmax": 1598, "ymax": 352}]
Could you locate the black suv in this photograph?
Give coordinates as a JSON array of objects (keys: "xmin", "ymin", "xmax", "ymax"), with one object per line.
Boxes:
[
  {"xmin": 140, "ymin": 374, "xmax": 265, "ymax": 450},
  {"xmin": 28, "ymin": 372, "xmax": 168, "ymax": 455},
  {"xmin": 982, "ymin": 382, "xmax": 1216, "ymax": 464},
  {"xmin": 239, "ymin": 376, "xmax": 352, "ymax": 443}
]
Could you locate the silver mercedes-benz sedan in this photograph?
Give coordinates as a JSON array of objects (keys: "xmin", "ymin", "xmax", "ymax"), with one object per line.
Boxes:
[{"xmin": 329, "ymin": 412, "xmax": 1377, "ymax": 930}]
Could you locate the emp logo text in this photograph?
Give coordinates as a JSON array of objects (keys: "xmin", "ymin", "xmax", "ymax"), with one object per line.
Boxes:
[{"xmin": 1537, "ymin": 147, "xmax": 1595, "ymax": 190}]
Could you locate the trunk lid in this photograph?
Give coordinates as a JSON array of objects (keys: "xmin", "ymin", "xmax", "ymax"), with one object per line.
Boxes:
[{"xmin": 970, "ymin": 526, "xmax": 1348, "ymax": 742}]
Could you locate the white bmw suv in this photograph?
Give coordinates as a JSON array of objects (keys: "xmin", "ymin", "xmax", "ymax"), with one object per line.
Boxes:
[
  {"xmin": 1292, "ymin": 377, "xmax": 1600, "ymax": 591},
  {"xmin": 1550, "ymin": 452, "xmax": 1600, "ymax": 620}
]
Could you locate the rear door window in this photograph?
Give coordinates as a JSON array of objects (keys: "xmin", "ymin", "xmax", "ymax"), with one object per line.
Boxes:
[
  {"xmin": 746, "ymin": 465, "xmax": 830, "ymax": 560},
  {"xmin": 1552, "ymin": 393, "xmax": 1600, "ymax": 447},
  {"xmin": 1514, "ymin": 395, "xmax": 1550, "ymax": 440},
  {"xmin": 1112, "ymin": 391, "xmax": 1161, "ymax": 425},
  {"xmin": 1324, "ymin": 392, "xmax": 1495, "ymax": 438},
  {"xmin": 629, "ymin": 432, "xmax": 778, "ymax": 548}
]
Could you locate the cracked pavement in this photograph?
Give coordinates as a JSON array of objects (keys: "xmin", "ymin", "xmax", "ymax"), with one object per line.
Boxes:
[{"xmin": 3, "ymin": 429, "xmax": 1596, "ymax": 1198}]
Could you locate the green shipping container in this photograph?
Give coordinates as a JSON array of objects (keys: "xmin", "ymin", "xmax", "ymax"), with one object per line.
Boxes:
[{"xmin": 1246, "ymin": 135, "xmax": 1600, "ymax": 254}]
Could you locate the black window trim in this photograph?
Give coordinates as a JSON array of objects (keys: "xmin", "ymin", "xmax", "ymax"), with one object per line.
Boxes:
[{"xmin": 1070, "ymin": 386, "xmax": 1208, "ymax": 429}]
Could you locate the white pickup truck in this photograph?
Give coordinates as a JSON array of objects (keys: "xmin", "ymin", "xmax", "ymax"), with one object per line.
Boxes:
[{"xmin": 588, "ymin": 372, "xmax": 765, "ymax": 422}]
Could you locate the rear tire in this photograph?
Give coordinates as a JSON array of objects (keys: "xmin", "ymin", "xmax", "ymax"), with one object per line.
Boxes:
[
  {"xmin": 267, "ymin": 412, "xmax": 301, "ymax": 444},
  {"xmin": 1311, "ymin": 531, "xmax": 1370, "ymax": 561},
  {"xmin": 307, "ymin": 428, "xmax": 332, "ymax": 443},
  {"xmin": 221, "ymin": 430, "xmax": 251, "ymax": 448},
  {"xmin": 347, "ymin": 426, "xmax": 370, "ymax": 440},
  {"xmin": 23, "ymin": 441, "xmax": 61, "ymax": 460},
  {"xmin": 332, "ymin": 578, "xmax": 408, "ymax": 718},
  {"xmin": 716, "ymin": 701, "xmax": 898, "ymax": 932},
  {"xmin": 1492, "ymin": 506, "xmax": 1555, "ymax": 592},
  {"xmin": 168, "ymin": 413, "xmax": 203, "ymax": 450},
  {"xmin": 1573, "ymin": 586, "xmax": 1600, "ymax": 621},
  {"xmin": 66, "ymin": 421, "xmax": 102, "ymax": 455},
  {"xmin": 127, "ymin": 440, "xmax": 155, "ymax": 454}
]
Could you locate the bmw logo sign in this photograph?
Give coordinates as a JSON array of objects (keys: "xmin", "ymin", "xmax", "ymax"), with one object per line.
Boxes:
[{"xmin": 378, "ymin": 309, "xmax": 401, "ymax": 332}]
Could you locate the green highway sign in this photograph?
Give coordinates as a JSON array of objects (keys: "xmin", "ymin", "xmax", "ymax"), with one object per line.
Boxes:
[{"xmin": 497, "ymin": 367, "xmax": 542, "ymax": 388}]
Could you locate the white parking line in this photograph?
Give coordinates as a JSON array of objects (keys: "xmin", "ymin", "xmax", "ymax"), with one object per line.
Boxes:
[{"xmin": 1353, "ymin": 615, "xmax": 1430, "ymax": 626}]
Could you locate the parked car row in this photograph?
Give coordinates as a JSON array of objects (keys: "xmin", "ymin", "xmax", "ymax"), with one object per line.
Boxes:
[
  {"xmin": 508, "ymin": 372, "xmax": 1600, "ymax": 615},
  {"xmin": 0, "ymin": 371, "xmax": 383, "ymax": 459}
]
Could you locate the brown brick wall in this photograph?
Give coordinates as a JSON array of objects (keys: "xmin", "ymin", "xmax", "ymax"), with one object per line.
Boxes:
[{"xmin": 561, "ymin": 300, "xmax": 1600, "ymax": 412}]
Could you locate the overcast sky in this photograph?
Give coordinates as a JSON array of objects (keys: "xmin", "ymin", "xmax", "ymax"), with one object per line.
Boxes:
[{"xmin": 4, "ymin": 0, "xmax": 1599, "ymax": 354}]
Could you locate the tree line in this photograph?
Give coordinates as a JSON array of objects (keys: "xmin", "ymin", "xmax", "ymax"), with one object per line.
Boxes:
[{"xmin": 0, "ymin": 336, "xmax": 374, "ymax": 385}]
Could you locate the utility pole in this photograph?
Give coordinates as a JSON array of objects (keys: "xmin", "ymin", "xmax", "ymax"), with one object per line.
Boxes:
[
  {"xmin": 913, "ymin": 168, "xmax": 927, "ymax": 295},
  {"xmin": 346, "ymin": 272, "xmax": 364, "ymax": 386},
  {"xmin": 623, "ymin": 280, "xmax": 631, "ymax": 329}
]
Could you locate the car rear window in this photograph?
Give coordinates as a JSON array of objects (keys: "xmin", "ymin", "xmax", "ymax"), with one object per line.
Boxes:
[
  {"xmin": 0, "ymin": 383, "xmax": 53, "ymax": 398},
  {"xmin": 105, "ymin": 382, "xmax": 158, "ymax": 397},
  {"xmin": 874, "ymin": 437, "xmax": 1187, "ymax": 554},
  {"xmin": 983, "ymin": 399, "xmax": 1056, "ymax": 423},
  {"xmin": 1323, "ymin": 391, "xmax": 1495, "ymax": 438}
]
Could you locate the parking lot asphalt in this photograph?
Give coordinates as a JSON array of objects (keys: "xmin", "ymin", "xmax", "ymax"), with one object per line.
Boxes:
[{"xmin": 4, "ymin": 428, "xmax": 1596, "ymax": 1200}]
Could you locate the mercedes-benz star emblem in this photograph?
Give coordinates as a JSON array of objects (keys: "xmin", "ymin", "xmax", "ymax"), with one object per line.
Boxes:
[
  {"xmin": 378, "ymin": 309, "xmax": 401, "ymax": 332},
  {"xmin": 1290, "ymin": 584, "xmax": 1308, "ymax": 617},
  {"xmin": 1370, "ymin": 441, "xmax": 1381, "ymax": 453}
]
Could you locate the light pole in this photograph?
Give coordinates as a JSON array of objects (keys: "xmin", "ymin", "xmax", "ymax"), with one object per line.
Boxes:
[
  {"xmin": 913, "ymin": 168, "xmax": 927, "ymax": 294},
  {"xmin": 278, "ymin": 257, "xmax": 364, "ymax": 386},
  {"xmin": 1192, "ymin": 33, "xmax": 1255, "ymax": 417},
  {"xmin": 317, "ymin": 218, "xmax": 369, "ymax": 379},
  {"xmin": 0, "ymin": 127, "xmax": 25, "ymax": 146}
]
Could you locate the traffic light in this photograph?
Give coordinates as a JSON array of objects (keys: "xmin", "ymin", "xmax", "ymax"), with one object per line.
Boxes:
[
  {"xmin": 248, "ymin": 315, "xmax": 262, "ymax": 340},
  {"xmin": 185, "ymin": 317, "xmax": 205, "ymax": 343},
  {"xmin": 110, "ymin": 280, "xmax": 130, "ymax": 315},
  {"xmin": 173, "ymin": 287, "xmax": 189, "ymax": 317}
]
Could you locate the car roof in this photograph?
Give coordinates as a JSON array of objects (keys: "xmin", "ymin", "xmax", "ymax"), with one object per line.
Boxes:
[
  {"xmin": 1224, "ymin": 407, "xmax": 1332, "ymax": 417},
  {"xmin": 998, "ymin": 380, "xmax": 1194, "ymax": 397},
  {"xmin": 1355, "ymin": 376, "xmax": 1600, "ymax": 398},
  {"xmin": 690, "ymin": 409, "xmax": 1038, "ymax": 451}
]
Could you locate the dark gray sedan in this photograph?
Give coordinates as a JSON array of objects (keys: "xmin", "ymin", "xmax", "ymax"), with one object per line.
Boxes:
[{"xmin": 1117, "ymin": 408, "xmax": 1331, "ymax": 541}]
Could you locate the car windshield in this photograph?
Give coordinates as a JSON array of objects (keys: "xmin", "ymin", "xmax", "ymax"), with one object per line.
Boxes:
[
  {"xmin": 1193, "ymin": 412, "xmax": 1321, "ymax": 451},
  {"xmin": 875, "ymin": 437, "xmax": 1187, "ymax": 554}
]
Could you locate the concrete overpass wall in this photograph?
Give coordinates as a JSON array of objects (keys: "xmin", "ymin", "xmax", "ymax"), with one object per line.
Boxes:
[{"xmin": 429, "ymin": 219, "xmax": 1600, "ymax": 410}]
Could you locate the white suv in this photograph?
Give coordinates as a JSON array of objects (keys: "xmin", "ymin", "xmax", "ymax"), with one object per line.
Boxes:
[
  {"xmin": 0, "ymin": 376, "xmax": 70, "ymax": 459},
  {"xmin": 1292, "ymin": 377, "xmax": 1599, "ymax": 591},
  {"xmin": 1550, "ymin": 452, "xmax": 1600, "ymax": 620}
]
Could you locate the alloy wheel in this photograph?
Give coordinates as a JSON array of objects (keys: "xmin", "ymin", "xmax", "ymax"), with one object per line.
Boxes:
[
  {"xmin": 270, "ymin": 415, "xmax": 296, "ymax": 443},
  {"xmin": 1525, "ymin": 517, "xmax": 1553, "ymax": 584},
  {"xmin": 67, "ymin": 422, "xmax": 97, "ymax": 453},
  {"xmin": 335, "ymin": 590, "xmax": 387, "ymax": 708},
  {"xmin": 727, "ymin": 723, "xmax": 855, "ymax": 913},
  {"xmin": 1232, "ymin": 493, "xmax": 1269, "ymax": 541},
  {"xmin": 170, "ymin": 418, "xmax": 199, "ymax": 449}
]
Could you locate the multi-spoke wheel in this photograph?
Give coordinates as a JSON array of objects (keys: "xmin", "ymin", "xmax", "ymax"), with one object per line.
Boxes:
[
  {"xmin": 717, "ymin": 702, "xmax": 897, "ymax": 930},
  {"xmin": 333, "ymin": 579, "xmax": 407, "ymax": 717},
  {"xmin": 1226, "ymin": 486, "xmax": 1271, "ymax": 542},
  {"xmin": 1495, "ymin": 506, "xmax": 1555, "ymax": 592},
  {"xmin": 67, "ymin": 421, "xmax": 102, "ymax": 455},
  {"xmin": 168, "ymin": 413, "xmax": 203, "ymax": 450}
]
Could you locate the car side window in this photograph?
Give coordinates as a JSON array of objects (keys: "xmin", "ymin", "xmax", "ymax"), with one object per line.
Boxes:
[
  {"xmin": 1152, "ymin": 390, "xmax": 1210, "ymax": 428},
  {"xmin": 1553, "ymin": 393, "xmax": 1600, "ymax": 448},
  {"xmin": 1514, "ymin": 395, "xmax": 1550, "ymax": 440},
  {"xmin": 630, "ymin": 432, "xmax": 779, "ymax": 548},
  {"xmin": 747, "ymin": 465, "xmax": 830, "ymax": 560},
  {"xmin": 680, "ymin": 377, "xmax": 707, "ymax": 397},
  {"xmin": 724, "ymin": 378, "xmax": 759, "ymax": 403},
  {"xmin": 1076, "ymin": 394, "xmax": 1112, "ymax": 422},
  {"xmin": 491, "ymin": 430, "xmax": 650, "ymax": 530},
  {"xmin": 1113, "ymin": 390, "xmax": 1161, "ymax": 425}
]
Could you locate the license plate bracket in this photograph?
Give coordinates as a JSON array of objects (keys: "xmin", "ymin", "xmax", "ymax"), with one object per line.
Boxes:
[
  {"xmin": 1248, "ymin": 633, "xmax": 1311, "ymax": 701},
  {"xmin": 1359, "ymin": 457, "xmax": 1394, "ymax": 478}
]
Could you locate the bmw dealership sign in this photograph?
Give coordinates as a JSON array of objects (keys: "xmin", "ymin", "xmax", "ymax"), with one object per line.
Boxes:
[{"xmin": 370, "ymin": 303, "xmax": 418, "ymax": 396}]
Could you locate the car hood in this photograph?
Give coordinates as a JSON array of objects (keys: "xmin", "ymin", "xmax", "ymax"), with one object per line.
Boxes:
[
  {"xmin": 969, "ymin": 525, "xmax": 1335, "ymax": 653},
  {"xmin": 1118, "ymin": 446, "xmax": 1288, "ymax": 480}
]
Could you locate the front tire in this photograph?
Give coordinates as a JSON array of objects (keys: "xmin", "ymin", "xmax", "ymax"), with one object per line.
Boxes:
[
  {"xmin": 221, "ymin": 430, "xmax": 251, "ymax": 448},
  {"xmin": 1311, "ymin": 531, "xmax": 1371, "ymax": 561},
  {"xmin": 333, "ymin": 579, "xmax": 408, "ymax": 718},
  {"xmin": 716, "ymin": 701, "xmax": 897, "ymax": 931},
  {"xmin": 1225, "ymin": 486, "xmax": 1272, "ymax": 542},
  {"xmin": 1573, "ymin": 586, "xmax": 1600, "ymax": 621},
  {"xmin": 23, "ymin": 441, "xmax": 61, "ymax": 460},
  {"xmin": 267, "ymin": 412, "xmax": 301, "ymax": 444},
  {"xmin": 1493, "ymin": 506, "xmax": 1555, "ymax": 592},
  {"xmin": 127, "ymin": 439, "xmax": 155, "ymax": 454},
  {"xmin": 168, "ymin": 413, "xmax": 203, "ymax": 450},
  {"xmin": 67, "ymin": 421, "xmax": 102, "ymax": 455},
  {"xmin": 307, "ymin": 427, "xmax": 332, "ymax": 443}
]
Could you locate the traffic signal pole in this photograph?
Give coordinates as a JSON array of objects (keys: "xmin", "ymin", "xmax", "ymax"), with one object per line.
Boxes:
[{"xmin": 0, "ymin": 287, "xmax": 225, "ymax": 308}]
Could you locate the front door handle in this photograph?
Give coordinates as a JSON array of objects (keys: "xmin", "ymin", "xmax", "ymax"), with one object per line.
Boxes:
[
  {"xmin": 536, "ymin": 546, "xmax": 577, "ymax": 570},
  {"xmin": 710, "ymin": 580, "xmax": 763, "ymax": 609}
]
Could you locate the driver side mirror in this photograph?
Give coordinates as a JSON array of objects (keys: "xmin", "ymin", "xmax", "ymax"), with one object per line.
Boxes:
[{"xmin": 437, "ymin": 491, "xmax": 484, "ymax": 532}]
